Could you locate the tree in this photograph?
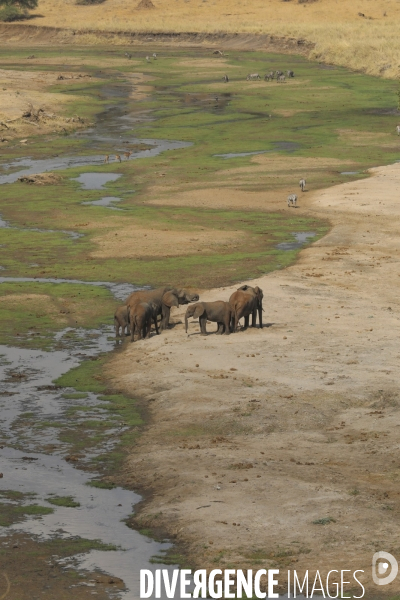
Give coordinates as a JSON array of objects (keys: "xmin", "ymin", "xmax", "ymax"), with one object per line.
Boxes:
[{"xmin": 0, "ymin": 0, "xmax": 38, "ymax": 21}]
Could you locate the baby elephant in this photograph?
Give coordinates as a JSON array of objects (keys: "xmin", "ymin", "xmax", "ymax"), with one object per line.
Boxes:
[
  {"xmin": 185, "ymin": 301, "xmax": 232, "ymax": 335},
  {"xmin": 114, "ymin": 305, "xmax": 130, "ymax": 337}
]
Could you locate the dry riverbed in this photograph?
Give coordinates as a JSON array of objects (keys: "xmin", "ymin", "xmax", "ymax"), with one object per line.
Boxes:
[{"xmin": 109, "ymin": 162, "xmax": 400, "ymax": 595}]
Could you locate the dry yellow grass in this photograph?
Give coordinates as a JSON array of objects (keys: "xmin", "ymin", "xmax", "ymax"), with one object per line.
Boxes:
[{"xmin": 16, "ymin": 0, "xmax": 400, "ymax": 79}]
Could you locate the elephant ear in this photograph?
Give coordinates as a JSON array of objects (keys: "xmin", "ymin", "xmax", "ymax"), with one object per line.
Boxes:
[
  {"xmin": 193, "ymin": 304, "xmax": 205, "ymax": 319},
  {"xmin": 254, "ymin": 286, "xmax": 263, "ymax": 301},
  {"xmin": 162, "ymin": 291, "xmax": 179, "ymax": 308},
  {"xmin": 238, "ymin": 284, "xmax": 250, "ymax": 291}
]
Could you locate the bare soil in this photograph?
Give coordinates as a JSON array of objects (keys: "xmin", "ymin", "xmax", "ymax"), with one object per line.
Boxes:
[{"xmin": 109, "ymin": 162, "xmax": 400, "ymax": 595}]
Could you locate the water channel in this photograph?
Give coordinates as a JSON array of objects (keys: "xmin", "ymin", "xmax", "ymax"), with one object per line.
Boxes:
[{"xmin": 0, "ymin": 76, "xmax": 187, "ymax": 600}]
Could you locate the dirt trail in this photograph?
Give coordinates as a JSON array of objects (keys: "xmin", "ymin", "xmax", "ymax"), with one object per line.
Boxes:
[{"xmin": 108, "ymin": 163, "xmax": 400, "ymax": 594}]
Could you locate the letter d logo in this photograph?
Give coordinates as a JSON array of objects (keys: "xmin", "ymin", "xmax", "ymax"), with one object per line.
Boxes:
[{"xmin": 372, "ymin": 552, "xmax": 398, "ymax": 586}]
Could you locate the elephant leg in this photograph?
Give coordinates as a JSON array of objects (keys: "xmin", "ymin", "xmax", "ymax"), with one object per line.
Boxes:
[
  {"xmin": 199, "ymin": 315, "xmax": 208, "ymax": 335},
  {"xmin": 216, "ymin": 322, "xmax": 224, "ymax": 335},
  {"xmin": 244, "ymin": 315, "xmax": 249, "ymax": 330},
  {"xmin": 161, "ymin": 306, "xmax": 170, "ymax": 331},
  {"xmin": 152, "ymin": 315, "xmax": 160, "ymax": 335},
  {"xmin": 130, "ymin": 317, "xmax": 135, "ymax": 342},
  {"xmin": 251, "ymin": 309, "xmax": 257, "ymax": 327},
  {"xmin": 223, "ymin": 316, "xmax": 231, "ymax": 335}
]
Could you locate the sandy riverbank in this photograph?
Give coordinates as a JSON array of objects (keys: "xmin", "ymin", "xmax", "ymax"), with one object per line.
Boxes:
[{"xmin": 108, "ymin": 162, "xmax": 400, "ymax": 594}]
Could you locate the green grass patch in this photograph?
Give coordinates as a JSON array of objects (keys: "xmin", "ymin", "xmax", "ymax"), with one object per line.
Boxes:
[
  {"xmin": 46, "ymin": 495, "xmax": 81, "ymax": 508},
  {"xmin": 86, "ymin": 480, "xmax": 116, "ymax": 489},
  {"xmin": 0, "ymin": 502, "xmax": 54, "ymax": 527}
]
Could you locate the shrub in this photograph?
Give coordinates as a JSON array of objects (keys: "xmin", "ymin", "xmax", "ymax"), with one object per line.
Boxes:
[{"xmin": 0, "ymin": 5, "xmax": 27, "ymax": 20}]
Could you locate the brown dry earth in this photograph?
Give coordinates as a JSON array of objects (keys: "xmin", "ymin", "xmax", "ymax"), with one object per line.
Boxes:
[{"xmin": 108, "ymin": 163, "xmax": 400, "ymax": 596}]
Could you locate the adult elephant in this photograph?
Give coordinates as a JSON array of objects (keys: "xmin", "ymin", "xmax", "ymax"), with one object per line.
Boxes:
[
  {"xmin": 125, "ymin": 287, "xmax": 199, "ymax": 332},
  {"xmin": 161, "ymin": 288, "xmax": 199, "ymax": 330},
  {"xmin": 229, "ymin": 284, "xmax": 263, "ymax": 331}
]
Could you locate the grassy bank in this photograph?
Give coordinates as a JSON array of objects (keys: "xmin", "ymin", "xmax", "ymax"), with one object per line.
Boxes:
[{"xmin": 7, "ymin": 0, "xmax": 400, "ymax": 80}]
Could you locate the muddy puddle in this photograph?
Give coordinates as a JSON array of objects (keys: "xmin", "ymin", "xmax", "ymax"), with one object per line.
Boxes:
[
  {"xmin": 276, "ymin": 231, "xmax": 316, "ymax": 251},
  {"xmin": 72, "ymin": 173, "xmax": 121, "ymax": 190},
  {"xmin": 82, "ymin": 196, "xmax": 123, "ymax": 210}
]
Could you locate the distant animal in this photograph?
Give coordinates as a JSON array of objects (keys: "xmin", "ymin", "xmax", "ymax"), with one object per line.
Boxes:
[
  {"xmin": 276, "ymin": 70, "xmax": 284, "ymax": 78},
  {"xmin": 124, "ymin": 52, "xmax": 132, "ymax": 59},
  {"xmin": 277, "ymin": 74, "xmax": 286, "ymax": 83},
  {"xmin": 223, "ymin": 74, "xmax": 229, "ymax": 82},
  {"xmin": 115, "ymin": 154, "xmax": 121, "ymax": 163},
  {"xmin": 299, "ymin": 178, "xmax": 306, "ymax": 192},
  {"xmin": 146, "ymin": 56, "xmax": 150, "ymax": 62},
  {"xmin": 124, "ymin": 151, "xmax": 132, "ymax": 160},
  {"xmin": 287, "ymin": 70, "xmax": 295, "ymax": 78},
  {"xmin": 125, "ymin": 287, "xmax": 199, "ymax": 332},
  {"xmin": 396, "ymin": 125, "xmax": 400, "ymax": 136},
  {"xmin": 229, "ymin": 284, "xmax": 264, "ymax": 331},
  {"xmin": 114, "ymin": 305, "xmax": 130, "ymax": 338},
  {"xmin": 246, "ymin": 73, "xmax": 261, "ymax": 81},
  {"xmin": 104, "ymin": 155, "xmax": 109, "ymax": 163},
  {"xmin": 264, "ymin": 73, "xmax": 273, "ymax": 81},
  {"xmin": 130, "ymin": 301, "xmax": 159, "ymax": 342},
  {"xmin": 185, "ymin": 301, "xmax": 232, "ymax": 336},
  {"xmin": 287, "ymin": 194, "xmax": 297, "ymax": 207}
]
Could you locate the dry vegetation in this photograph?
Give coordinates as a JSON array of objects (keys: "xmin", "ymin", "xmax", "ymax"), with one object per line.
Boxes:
[{"xmin": 9, "ymin": 0, "xmax": 400, "ymax": 79}]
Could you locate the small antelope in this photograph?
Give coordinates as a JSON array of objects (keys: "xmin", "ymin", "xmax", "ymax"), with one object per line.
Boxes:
[
  {"xmin": 124, "ymin": 151, "xmax": 132, "ymax": 160},
  {"xmin": 299, "ymin": 178, "xmax": 306, "ymax": 192},
  {"xmin": 223, "ymin": 74, "xmax": 229, "ymax": 82},
  {"xmin": 396, "ymin": 125, "xmax": 400, "ymax": 136},
  {"xmin": 246, "ymin": 73, "xmax": 261, "ymax": 81},
  {"xmin": 115, "ymin": 154, "xmax": 121, "ymax": 163},
  {"xmin": 104, "ymin": 155, "xmax": 109, "ymax": 163},
  {"xmin": 287, "ymin": 194, "xmax": 297, "ymax": 208}
]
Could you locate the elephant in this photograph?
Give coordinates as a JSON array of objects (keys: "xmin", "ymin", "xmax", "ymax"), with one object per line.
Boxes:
[
  {"xmin": 185, "ymin": 301, "xmax": 232, "ymax": 335},
  {"xmin": 229, "ymin": 284, "xmax": 264, "ymax": 331},
  {"xmin": 161, "ymin": 288, "xmax": 199, "ymax": 331},
  {"xmin": 125, "ymin": 287, "xmax": 199, "ymax": 332},
  {"xmin": 130, "ymin": 301, "xmax": 159, "ymax": 342},
  {"xmin": 114, "ymin": 305, "xmax": 130, "ymax": 337}
]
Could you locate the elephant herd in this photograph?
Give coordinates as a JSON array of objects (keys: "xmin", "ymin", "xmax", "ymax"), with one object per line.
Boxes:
[{"xmin": 114, "ymin": 284, "xmax": 264, "ymax": 342}]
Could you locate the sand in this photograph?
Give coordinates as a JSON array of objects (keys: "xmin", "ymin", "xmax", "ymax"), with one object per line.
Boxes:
[{"xmin": 108, "ymin": 161, "xmax": 400, "ymax": 594}]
